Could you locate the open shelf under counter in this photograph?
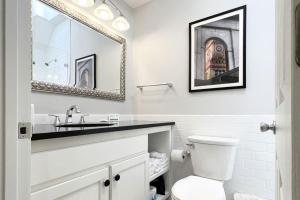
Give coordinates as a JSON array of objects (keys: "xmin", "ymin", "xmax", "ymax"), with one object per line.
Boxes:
[
  {"xmin": 148, "ymin": 129, "xmax": 172, "ymax": 200},
  {"xmin": 149, "ymin": 166, "xmax": 169, "ymax": 182}
]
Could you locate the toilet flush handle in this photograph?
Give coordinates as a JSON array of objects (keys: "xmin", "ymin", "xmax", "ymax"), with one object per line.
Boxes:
[{"xmin": 185, "ymin": 143, "xmax": 195, "ymax": 156}]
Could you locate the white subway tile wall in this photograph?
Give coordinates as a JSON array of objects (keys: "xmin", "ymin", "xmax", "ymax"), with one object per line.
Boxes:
[{"xmin": 133, "ymin": 115, "xmax": 275, "ymax": 200}]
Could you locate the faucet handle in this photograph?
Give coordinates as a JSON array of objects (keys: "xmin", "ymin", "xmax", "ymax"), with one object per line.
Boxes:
[
  {"xmin": 75, "ymin": 107, "xmax": 81, "ymax": 113},
  {"xmin": 48, "ymin": 114, "xmax": 61, "ymax": 126},
  {"xmin": 80, "ymin": 114, "xmax": 89, "ymax": 124}
]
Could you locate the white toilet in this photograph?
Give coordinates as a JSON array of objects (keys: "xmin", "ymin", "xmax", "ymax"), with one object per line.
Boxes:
[{"xmin": 171, "ymin": 135, "xmax": 239, "ymax": 200}]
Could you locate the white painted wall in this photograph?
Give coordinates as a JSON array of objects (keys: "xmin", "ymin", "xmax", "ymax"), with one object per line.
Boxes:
[
  {"xmin": 0, "ymin": 0, "xmax": 3, "ymax": 198},
  {"xmin": 133, "ymin": 0, "xmax": 275, "ymax": 115},
  {"xmin": 31, "ymin": 0, "xmax": 135, "ymax": 114}
]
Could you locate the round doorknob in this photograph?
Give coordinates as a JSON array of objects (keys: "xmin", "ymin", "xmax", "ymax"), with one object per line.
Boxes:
[
  {"xmin": 260, "ymin": 121, "xmax": 276, "ymax": 134},
  {"xmin": 103, "ymin": 179, "xmax": 110, "ymax": 187},
  {"xmin": 114, "ymin": 174, "xmax": 121, "ymax": 181}
]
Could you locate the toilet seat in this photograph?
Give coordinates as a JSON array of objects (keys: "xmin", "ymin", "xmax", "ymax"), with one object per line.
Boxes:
[{"xmin": 171, "ymin": 176, "xmax": 226, "ymax": 200}]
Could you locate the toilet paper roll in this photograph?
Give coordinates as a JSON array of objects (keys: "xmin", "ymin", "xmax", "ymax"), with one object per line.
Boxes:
[{"xmin": 171, "ymin": 150, "xmax": 186, "ymax": 163}]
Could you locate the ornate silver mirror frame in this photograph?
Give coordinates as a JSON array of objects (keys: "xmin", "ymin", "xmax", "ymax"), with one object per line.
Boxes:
[{"xmin": 31, "ymin": 0, "xmax": 126, "ymax": 101}]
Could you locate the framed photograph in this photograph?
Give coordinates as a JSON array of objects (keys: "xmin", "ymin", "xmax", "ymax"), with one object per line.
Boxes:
[
  {"xmin": 75, "ymin": 54, "xmax": 96, "ymax": 89},
  {"xmin": 189, "ymin": 6, "xmax": 246, "ymax": 92}
]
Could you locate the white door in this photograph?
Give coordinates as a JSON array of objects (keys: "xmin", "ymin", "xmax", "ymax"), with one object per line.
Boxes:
[
  {"xmin": 272, "ymin": 0, "xmax": 299, "ymax": 199},
  {"xmin": 5, "ymin": 0, "xmax": 32, "ymax": 199},
  {"xmin": 111, "ymin": 154, "xmax": 149, "ymax": 200},
  {"xmin": 31, "ymin": 167, "xmax": 110, "ymax": 200}
]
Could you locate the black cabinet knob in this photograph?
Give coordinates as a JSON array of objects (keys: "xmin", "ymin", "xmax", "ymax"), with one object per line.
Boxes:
[
  {"xmin": 104, "ymin": 179, "xmax": 110, "ymax": 187},
  {"xmin": 114, "ymin": 174, "xmax": 121, "ymax": 181}
]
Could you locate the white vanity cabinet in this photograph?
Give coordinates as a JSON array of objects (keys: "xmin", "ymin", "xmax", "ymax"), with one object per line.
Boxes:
[
  {"xmin": 31, "ymin": 154, "xmax": 149, "ymax": 200},
  {"xmin": 31, "ymin": 134, "xmax": 149, "ymax": 200},
  {"xmin": 31, "ymin": 125, "xmax": 173, "ymax": 200}
]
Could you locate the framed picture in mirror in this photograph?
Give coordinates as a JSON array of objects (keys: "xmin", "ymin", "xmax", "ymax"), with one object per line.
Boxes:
[
  {"xmin": 189, "ymin": 6, "xmax": 246, "ymax": 92},
  {"xmin": 75, "ymin": 54, "xmax": 96, "ymax": 89}
]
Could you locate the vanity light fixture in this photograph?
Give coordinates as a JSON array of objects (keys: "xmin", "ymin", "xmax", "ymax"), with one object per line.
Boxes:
[
  {"xmin": 72, "ymin": 0, "xmax": 95, "ymax": 7},
  {"xmin": 94, "ymin": 1, "xmax": 114, "ymax": 21},
  {"xmin": 72, "ymin": 0, "xmax": 130, "ymax": 32}
]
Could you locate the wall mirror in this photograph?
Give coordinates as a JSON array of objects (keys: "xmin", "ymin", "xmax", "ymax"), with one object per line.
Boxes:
[{"xmin": 31, "ymin": 0, "xmax": 126, "ymax": 101}]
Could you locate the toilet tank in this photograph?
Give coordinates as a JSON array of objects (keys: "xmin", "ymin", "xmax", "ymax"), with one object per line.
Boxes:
[{"xmin": 188, "ymin": 135, "xmax": 239, "ymax": 181}]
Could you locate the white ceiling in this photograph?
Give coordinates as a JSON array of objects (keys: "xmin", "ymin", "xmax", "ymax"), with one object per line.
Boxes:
[{"xmin": 123, "ymin": 0, "xmax": 152, "ymax": 8}]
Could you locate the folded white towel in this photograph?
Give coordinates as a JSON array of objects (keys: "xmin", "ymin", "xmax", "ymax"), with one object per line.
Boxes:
[
  {"xmin": 149, "ymin": 156, "xmax": 169, "ymax": 176},
  {"xmin": 150, "ymin": 152, "xmax": 167, "ymax": 159},
  {"xmin": 160, "ymin": 158, "xmax": 168, "ymax": 166},
  {"xmin": 160, "ymin": 162, "xmax": 169, "ymax": 169},
  {"xmin": 149, "ymin": 158, "xmax": 168, "ymax": 168}
]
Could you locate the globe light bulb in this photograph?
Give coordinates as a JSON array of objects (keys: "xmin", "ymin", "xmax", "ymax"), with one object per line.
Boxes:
[
  {"xmin": 94, "ymin": 3, "xmax": 114, "ymax": 21},
  {"xmin": 112, "ymin": 16, "xmax": 130, "ymax": 32}
]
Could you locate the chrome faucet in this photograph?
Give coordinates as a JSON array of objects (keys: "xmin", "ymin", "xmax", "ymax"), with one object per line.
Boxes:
[{"xmin": 65, "ymin": 105, "xmax": 81, "ymax": 124}]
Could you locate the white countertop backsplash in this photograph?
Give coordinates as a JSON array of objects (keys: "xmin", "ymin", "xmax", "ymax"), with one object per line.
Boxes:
[{"xmin": 34, "ymin": 114, "xmax": 134, "ymax": 125}]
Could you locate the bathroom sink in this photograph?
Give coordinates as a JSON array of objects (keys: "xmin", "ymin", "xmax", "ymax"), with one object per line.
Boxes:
[{"xmin": 56, "ymin": 123, "xmax": 115, "ymax": 128}]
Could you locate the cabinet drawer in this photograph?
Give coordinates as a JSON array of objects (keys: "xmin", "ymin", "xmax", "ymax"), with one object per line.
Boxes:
[{"xmin": 31, "ymin": 135, "xmax": 147, "ymax": 187}]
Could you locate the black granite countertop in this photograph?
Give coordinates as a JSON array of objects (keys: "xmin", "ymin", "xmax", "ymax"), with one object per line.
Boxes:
[{"xmin": 32, "ymin": 121, "xmax": 175, "ymax": 141}]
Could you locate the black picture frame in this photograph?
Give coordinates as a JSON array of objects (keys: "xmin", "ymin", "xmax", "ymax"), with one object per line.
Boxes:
[
  {"xmin": 75, "ymin": 54, "xmax": 97, "ymax": 89},
  {"xmin": 189, "ymin": 5, "xmax": 247, "ymax": 92}
]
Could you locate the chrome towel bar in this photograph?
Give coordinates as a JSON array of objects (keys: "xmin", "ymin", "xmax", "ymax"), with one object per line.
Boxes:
[{"xmin": 137, "ymin": 83, "xmax": 173, "ymax": 90}]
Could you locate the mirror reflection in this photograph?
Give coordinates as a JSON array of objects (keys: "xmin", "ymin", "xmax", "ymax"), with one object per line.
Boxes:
[{"xmin": 32, "ymin": 0, "xmax": 124, "ymax": 94}]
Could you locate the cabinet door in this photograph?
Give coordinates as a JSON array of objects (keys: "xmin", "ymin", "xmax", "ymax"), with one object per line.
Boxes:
[
  {"xmin": 31, "ymin": 167, "xmax": 110, "ymax": 200},
  {"xmin": 111, "ymin": 154, "xmax": 149, "ymax": 200}
]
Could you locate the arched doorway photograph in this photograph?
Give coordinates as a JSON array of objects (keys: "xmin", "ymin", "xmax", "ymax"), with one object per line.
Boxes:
[
  {"xmin": 204, "ymin": 38, "xmax": 229, "ymax": 80},
  {"xmin": 189, "ymin": 6, "xmax": 246, "ymax": 92}
]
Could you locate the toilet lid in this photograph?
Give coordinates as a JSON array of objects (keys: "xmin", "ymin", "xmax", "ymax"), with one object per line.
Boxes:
[{"xmin": 171, "ymin": 176, "xmax": 226, "ymax": 200}]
